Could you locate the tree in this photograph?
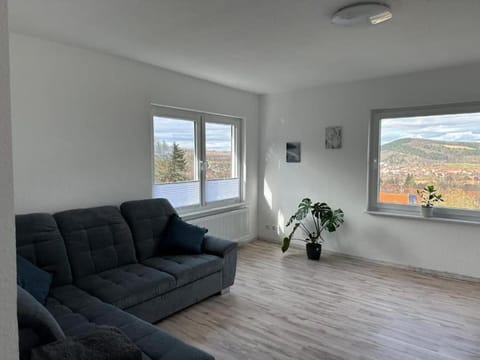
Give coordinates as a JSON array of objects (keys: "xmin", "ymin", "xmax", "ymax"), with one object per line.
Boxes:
[
  {"xmin": 155, "ymin": 140, "xmax": 170, "ymax": 157},
  {"xmin": 166, "ymin": 143, "xmax": 187, "ymax": 182},
  {"xmin": 404, "ymin": 173, "xmax": 415, "ymax": 187},
  {"xmin": 154, "ymin": 156, "xmax": 170, "ymax": 183}
]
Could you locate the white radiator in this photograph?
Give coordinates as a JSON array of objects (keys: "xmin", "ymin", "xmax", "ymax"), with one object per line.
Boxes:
[{"xmin": 189, "ymin": 207, "xmax": 251, "ymax": 243}]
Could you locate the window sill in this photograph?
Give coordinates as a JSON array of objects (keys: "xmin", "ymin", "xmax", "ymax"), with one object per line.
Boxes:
[
  {"xmin": 365, "ymin": 210, "xmax": 480, "ymax": 226},
  {"xmin": 180, "ymin": 202, "xmax": 248, "ymax": 221}
]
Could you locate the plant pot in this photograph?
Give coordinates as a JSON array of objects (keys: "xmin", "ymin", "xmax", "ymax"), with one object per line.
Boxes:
[
  {"xmin": 306, "ymin": 243, "xmax": 322, "ymax": 260},
  {"xmin": 421, "ymin": 206, "xmax": 434, "ymax": 217}
]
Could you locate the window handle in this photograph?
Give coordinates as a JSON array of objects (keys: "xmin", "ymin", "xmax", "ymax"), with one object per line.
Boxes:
[{"xmin": 200, "ymin": 160, "xmax": 209, "ymax": 172}]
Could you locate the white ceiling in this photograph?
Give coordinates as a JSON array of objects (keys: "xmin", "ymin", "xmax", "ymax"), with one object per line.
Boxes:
[{"xmin": 8, "ymin": 0, "xmax": 480, "ymax": 94}]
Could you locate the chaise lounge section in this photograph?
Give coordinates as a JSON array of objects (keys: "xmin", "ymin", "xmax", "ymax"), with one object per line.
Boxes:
[{"xmin": 16, "ymin": 198, "xmax": 237, "ymax": 359}]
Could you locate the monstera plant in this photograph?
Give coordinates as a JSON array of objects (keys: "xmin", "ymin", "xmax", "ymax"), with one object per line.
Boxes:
[{"xmin": 282, "ymin": 198, "xmax": 344, "ymax": 260}]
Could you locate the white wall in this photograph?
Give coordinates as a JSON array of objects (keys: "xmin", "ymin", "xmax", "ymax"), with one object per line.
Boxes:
[
  {"xmin": 0, "ymin": 0, "xmax": 18, "ymax": 358},
  {"xmin": 259, "ymin": 63, "xmax": 480, "ymax": 278},
  {"xmin": 10, "ymin": 33, "xmax": 259, "ymax": 239}
]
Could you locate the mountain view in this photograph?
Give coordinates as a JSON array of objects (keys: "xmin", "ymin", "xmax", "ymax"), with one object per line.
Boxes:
[
  {"xmin": 379, "ymin": 138, "xmax": 480, "ymax": 209},
  {"xmin": 382, "ymin": 138, "xmax": 480, "ymax": 164}
]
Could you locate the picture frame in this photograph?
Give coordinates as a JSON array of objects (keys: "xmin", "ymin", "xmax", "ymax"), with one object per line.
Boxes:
[
  {"xmin": 325, "ymin": 126, "xmax": 342, "ymax": 149},
  {"xmin": 286, "ymin": 142, "xmax": 301, "ymax": 163}
]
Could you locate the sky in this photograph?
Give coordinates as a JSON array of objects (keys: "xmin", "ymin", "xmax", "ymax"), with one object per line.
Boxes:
[
  {"xmin": 381, "ymin": 112, "xmax": 480, "ymax": 145},
  {"xmin": 154, "ymin": 117, "xmax": 232, "ymax": 151}
]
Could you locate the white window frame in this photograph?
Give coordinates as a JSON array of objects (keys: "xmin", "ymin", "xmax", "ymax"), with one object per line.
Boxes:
[
  {"xmin": 367, "ymin": 101, "xmax": 480, "ymax": 223},
  {"xmin": 151, "ymin": 104, "xmax": 244, "ymax": 214}
]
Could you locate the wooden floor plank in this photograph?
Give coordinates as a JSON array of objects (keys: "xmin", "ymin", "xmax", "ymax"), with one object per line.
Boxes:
[{"xmin": 157, "ymin": 240, "xmax": 480, "ymax": 360}]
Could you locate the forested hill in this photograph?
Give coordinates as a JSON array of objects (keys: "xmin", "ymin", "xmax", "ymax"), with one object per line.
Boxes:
[{"xmin": 381, "ymin": 138, "xmax": 480, "ymax": 164}]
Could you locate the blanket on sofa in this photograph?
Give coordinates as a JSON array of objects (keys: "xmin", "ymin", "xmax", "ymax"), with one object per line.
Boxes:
[{"xmin": 30, "ymin": 327, "xmax": 142, "ymax": 360}]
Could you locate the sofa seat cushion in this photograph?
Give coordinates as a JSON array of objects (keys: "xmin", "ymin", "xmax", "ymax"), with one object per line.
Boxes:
[
  {"xmin": 75, "ymin": 264, "xmax": 176, "ymax": 309},
  {"xmin": 46, "ymin": 285, "xmax": 213, "ymax": 360},
  {"xmin": 142, "ymin": 254, "xmax": 223, "ymax": 287}
]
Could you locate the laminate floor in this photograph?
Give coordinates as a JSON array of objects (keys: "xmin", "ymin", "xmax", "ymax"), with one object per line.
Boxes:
[{"xmin": 158, "ymin": 240, "xmax": 480, "ymax": 360}]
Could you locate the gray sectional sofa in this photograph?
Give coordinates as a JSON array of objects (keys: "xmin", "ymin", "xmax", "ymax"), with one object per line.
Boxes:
[{"xmin": 16, "ymin": 198, "xmax": 238, "ymax": 360}]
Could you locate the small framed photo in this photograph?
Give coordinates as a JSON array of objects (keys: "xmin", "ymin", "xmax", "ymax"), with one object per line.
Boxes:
[
  {"xmin": 286, "ymin": 142, "xmax": 301, "ymax": 163},
  {"xmin": 325, "ymin": 126, "xmax": 342, "ymax": 149}
]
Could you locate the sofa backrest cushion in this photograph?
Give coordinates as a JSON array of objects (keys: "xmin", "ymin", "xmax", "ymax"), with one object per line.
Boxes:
[
  {"xmin": 54, "ymin": 206, "xmax": 137, "ymax": 279},
  {"xmin": 16, "ymin": 213, "xmax": 73, "ymax": 286},
  {"xmin": 120, "ymin": 199, "xmax": 177, "ymax": 261}
]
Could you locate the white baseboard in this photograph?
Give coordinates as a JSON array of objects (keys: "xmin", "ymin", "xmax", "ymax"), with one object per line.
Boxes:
[
  {"xmin": 237, "ymin": 235, "xmax": 256, "ymax": 246},
  {"xmin": 257, "ymin": 237, "xmax": 480, "ymax": 282}
]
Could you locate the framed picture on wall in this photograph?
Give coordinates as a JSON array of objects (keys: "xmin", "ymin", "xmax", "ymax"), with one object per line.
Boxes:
[
  {"xmin": 286, "ymin": 142, "xmax": 301, "ymax": 163},
  {"xmin": 325, "ymin": 126, "xmax": 342, "ymax": 149}
]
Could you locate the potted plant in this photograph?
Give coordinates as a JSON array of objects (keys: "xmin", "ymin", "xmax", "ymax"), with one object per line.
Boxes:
[
  {"xmin": 282, "ymin": 198, "xmax": 344, "ymax": 260},
  {"xmin": 417, "ymin": 185, "xmax": 444, "ymax": 217}
]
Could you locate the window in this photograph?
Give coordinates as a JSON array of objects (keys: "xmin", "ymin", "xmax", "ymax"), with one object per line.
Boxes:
[
  {"xmin": 368, "ymin": 102, "xmax": 480, "ymax": 222},
  {"xmin": 152, "ymin": 105, "xmax": 243, "ymax": 211}
]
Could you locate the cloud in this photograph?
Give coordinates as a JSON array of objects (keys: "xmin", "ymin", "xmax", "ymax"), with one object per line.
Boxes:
[
  {"xmin": 381, "ymin": 112, "xmax": 480, "ymax": 144},
  {"xmin": 153, "ymin": 116, "xmax": 232, "ymax": 151}
]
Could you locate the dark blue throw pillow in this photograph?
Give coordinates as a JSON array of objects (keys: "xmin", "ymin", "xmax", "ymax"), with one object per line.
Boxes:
[
  {"xmin": 17, "ymin": 255, "xmax": 53, "ymax": 305},
  {"xmin": 161, "ymin": 215, "xmax": 208, "ymax": 254}
]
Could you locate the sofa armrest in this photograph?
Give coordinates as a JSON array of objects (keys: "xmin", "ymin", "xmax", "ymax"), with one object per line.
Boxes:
[
  {"xmin": 17, "ymin": 286, "xmax": 66, "ymax": 360},
  {"xmin": 203, "ymin": 235, "xmax": 237, "ymax": 289},
  {"xmin": 203, "ymin": 235, "xmax": 237, "ymax": 257}
]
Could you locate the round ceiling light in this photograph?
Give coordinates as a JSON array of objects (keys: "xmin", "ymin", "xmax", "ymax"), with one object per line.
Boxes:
[{"xmin": 331, "ymin": 2, "xmax": 392, "ymax": 26}]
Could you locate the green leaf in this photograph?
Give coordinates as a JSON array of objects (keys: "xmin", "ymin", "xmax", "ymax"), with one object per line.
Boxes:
[
  {"xmin": 321, "ymin": 208, "xmax": 344, "ymax": 233},
  {"xmin": 418, "ymin": 184, "xmax": 444, "ymax": 207},
  {"xmin": 281, "ymin": 237, "xmax": 291, "ymax": 253},
  {"xmin": 285, "ymin": 214, "xmax": 296, "ymax": 227},
  {"xmin": 281, "ymin": 222, "xmax": 300, "ymax": 253}
]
